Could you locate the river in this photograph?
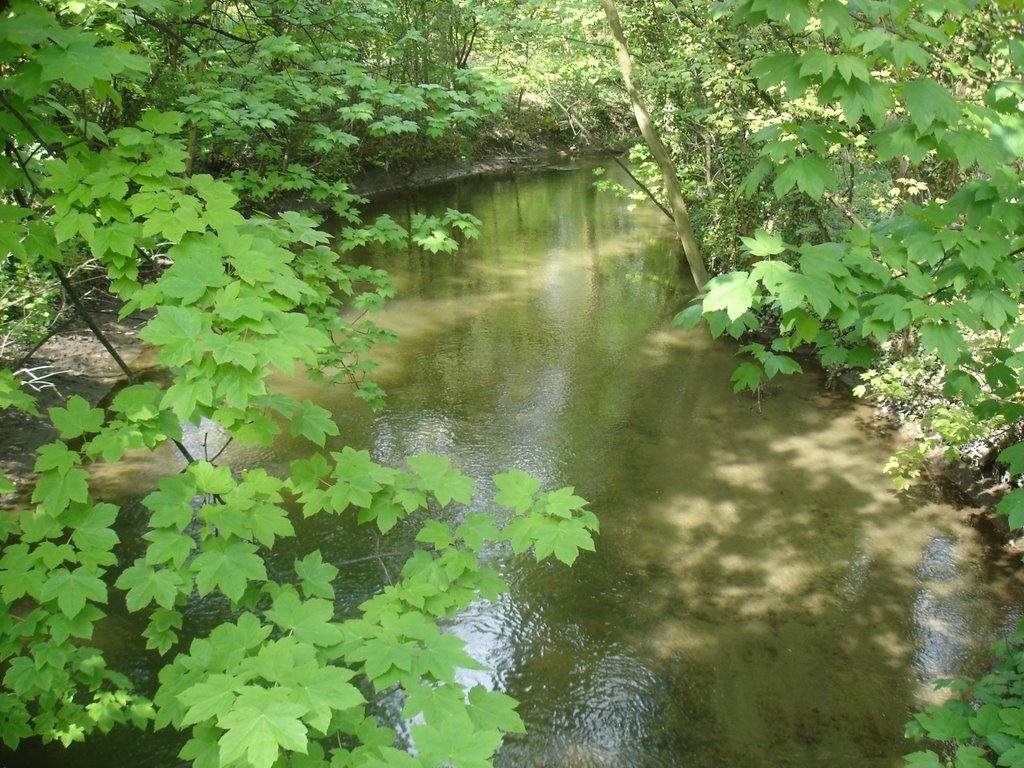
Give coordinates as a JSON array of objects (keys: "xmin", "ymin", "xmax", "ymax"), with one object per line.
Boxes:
[{"xmin": 15, "ymin": 163, "xmax": 1024, "ymax": 768}]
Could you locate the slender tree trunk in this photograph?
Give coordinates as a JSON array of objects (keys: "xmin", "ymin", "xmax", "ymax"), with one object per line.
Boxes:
[{"xmin": 601, "ymin": 0, "xmax": 710, "ymax": 291}]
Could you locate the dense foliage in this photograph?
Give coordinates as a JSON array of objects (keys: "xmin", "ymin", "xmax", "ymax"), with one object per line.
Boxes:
[
  {"xmin": 5, "ymin": 0, "xmax": 1024, "ymax": 766},
  {"xmin": 0, "ymin": 2, "xmax": 598, "ymax": 767}
]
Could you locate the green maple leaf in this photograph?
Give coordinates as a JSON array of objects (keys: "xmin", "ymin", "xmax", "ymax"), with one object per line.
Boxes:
[
  {"xmin": 66, "ymin": 502, "xmax": 119, "ymax": 558},
  {"xmin": 407, "ymin": 453, "xmax": 475, "ymax": 506},
  {"xmin": 763, "ymin": 353, "xmax": 802, "ymax": 379},
  {"xmin": 162, "ymin": 376, "xmax": 215, "ymax": 422},
  {"xmin": 416, "ymin": 520, "xmax": 454, "ymax": 550},
  {"xmin": 467, "ymin": 686, "xmax": 525, "ymax": 733},
  {"xmin": 48, "ymin": 395, "xmax": 104, "ymax": 438},
  {"xmin": 191, "ymin": 539, "xmax": 266, "ymax": 602},
  {"xmin": 109, "ymin": 383, "xmax": 164, "ymax": 422},
  {"xmin": 234, "ymin": 413, "xmax": 280, "ymax": 447},
  {"xmin": 31, "ymin": 466, "xmax": 89, "ymax": 515},
  {"xmin": 542, "ymin": 487, "xmax": 587, "ymax": 519},
  {"xmin": 143, "ymin": 607, "xmax": 182, "ymax": 655},
  {"xmin": 350, "ymin": 635, "xmax": 415, "ymax": 683},
  {"xmin": 37, "ymin": 31, "xmax": 147, "ymax": 90},
  {"xmin": 143, "ymin": 202, "xmax": 205, "ymax": 244},
  {"xmin": 115, "ymin": 561, "xmax": 185, "ymax": 611},
  {"xmin": 215, "ymin": 365, "xmax": 267, "ymax": 409},
  {"xmin": 217, "ymin": 698, "xmax": 308, "ymax": 768},
  {"xmin": 731, "ymin": 362, "xmax": 764, "ymax": 394},
  {"xmin": 246, "ymin": 638, "xmax": 300, "ymax": 683},
  {"xmin": 781, "ymin": 308, "xmax": 821, "ymax": 343},
  {"xmin": 403, "ymin": 682, "xmax": 466, "ymax": 722},
  {"xmin": 294, "ymin": 551, "xmax": 338, "ymax": 600},
  {"xmin": 493, "ymin": 469, "xmax": 540, "ymax": 513},
  {"xmin": 412, "ymin": 711, "xmax": 502, "ymax": 768},
  {"xmin": 774, "ymin": 156, "xmax": 836, "ymax": 199},
  {"xmin": 920, "ymin": 322, "xmax": 968, "ymax": 365},
  {"xmin": 144, "ymin": 474, "xmax": 199, "ymax": 531},
  {"xmin": 417, "ymin": 632, "xmax": 483, "ymax": 683},
  {"xmin": 997, "ymin": 488, "xmax": 1024, "ymax": 529},
  {"xmin": 290, "ymin": 665, "xmax": 363, "ymax": 733},
  {"xmin": 902, "ymin": 751, "xmax": 943, "ymax": 768},
  {"xmin": 245, "ymin": 504, "xmax": 294, "ymax": 548},
  {"xmin": 0, "ymin": 696, "xmax": 32, "ymax": 749},
  {"xmin": 192, "ymin": 174, "xmax": 239, "ymax": 208},
  {"xmin": 139, "ymin": 306, "xmax": 207, "ymax": 367},
  {"xmin": 265, "ymin": 588, "xmax": 343, "ymax": 647},
  {"xmin": 392, "ymin": 471, "xmax": 429, "ymax": 512},
  {"xmin": 359, "ymin": 494, "xmax": 404, "ymax": 533},
  {"xmin": 0, "ymin": 370, "xmax": 39, "ymax": 415},
  {"xmin": 178, "ymin": 674, "xmax": 242, "ymax": 727},
  {"xmin": 34, "ymin": 441, "xmax": 79, "ymax": 474},
  {"xmin": 214, "ymin": 283, "xmax": 271, "ymax": 325},
  {"xmin": 454, "ymin": 514, "xmax": 500, "ymax": 550},
  {"xmin": 502, "ymin": 516, "xmax": 539, "ymax": 555},
  {"xmin": 329, "ymin": 447, "xmax": 394, "ymax": 509},
  {"xmin": 703, "ymin": 271, "xmax": 756, "ymax": 321},
  {"xmin": 532, "ymin": 517, "xmax": 596, "ymax": 565},
  {"xmin": 137, "ymin": 109, "xmax": 183, "ymax": 134},
  {"xmin": 290, "ymin": 400, "xmax": 339, "ymax": 446},
  {"xmin": 39, "ymin": 566, "xmax": 107, "ymax": 618},
  {"xmin": 998, "ymin": 443, "xmax": 1024, "ymax": 475},
  {"xmin": 204, "ymin": 332, "xmax": 258, "ymax": 370},
  {"xmin": 287, "ymin": 453, "xmax": 331, "ymax": 492},
  {"xmin": 741, "ymin": 229, "xmax": 787, "ymax": 257},
  {"xmin": 190, "ymin": 461, "xmax": 235, "ymax": 495},
  {"xmin": 912, "ymin": 704, "xmax": 972, "ymax": 741},
  {"xmin": 902, "ymin": 78, "xmax": 960, "ymax": 132},
  {"xmin": 143, "ymin": 529, "xmax": 195, "ymax": 568}
]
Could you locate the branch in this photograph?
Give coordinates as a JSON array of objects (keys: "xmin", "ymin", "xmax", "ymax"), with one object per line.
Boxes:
[
  {"xmin": 610, "ymin": 155, "xmax": 675, "ymax": 223},
  {"xmin": 823, "ymin": 191, "xmax": 866, "ymax": 230},
  {"xmin": 0, "ymin": 92, "xmax": 59, "ymax": 158},
  {"xmin": 129, "ymin": 9, "xmax": 203, "ymax": 55},
  {"xmin": 51, "ymin": 263, "xmax": 200, "ymax": 464},
  {"xmin": 174, "ymin": 16, "xmax": 258, "ymax": 45}
]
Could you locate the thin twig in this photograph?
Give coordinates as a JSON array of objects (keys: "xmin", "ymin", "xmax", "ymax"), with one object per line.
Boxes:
[{"xmin": 611, "ymin": 155, "xmax": 675, "ymax": 222}]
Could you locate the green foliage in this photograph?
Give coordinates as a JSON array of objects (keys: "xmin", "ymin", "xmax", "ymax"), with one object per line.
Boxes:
[
  {"xmin": 905, "ymin": 622, "xmax": 1024, "ymax": 768},
  {"xmin": 0, "ymin": 2, "xmax": 599, "ymax": 767}
]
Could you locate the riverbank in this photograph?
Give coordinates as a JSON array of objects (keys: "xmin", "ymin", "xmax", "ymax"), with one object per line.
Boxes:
[{"xmin": 351, "ymin": 147, "xmax": 608, "ymax": 199}]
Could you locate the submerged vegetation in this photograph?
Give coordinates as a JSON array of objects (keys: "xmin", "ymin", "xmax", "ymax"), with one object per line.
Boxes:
[{"xmin": 1, "ymin": 0, "xmax": 1024, "ymax": 766}]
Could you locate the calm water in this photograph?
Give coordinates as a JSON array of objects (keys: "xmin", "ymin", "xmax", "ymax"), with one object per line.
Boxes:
[{"xmin": 17, "ymin": 164, "xmax": 1024, "ymax": 767}]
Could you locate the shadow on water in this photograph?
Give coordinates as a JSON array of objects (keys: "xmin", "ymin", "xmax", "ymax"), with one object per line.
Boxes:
[{"xmin": 12, "ymin": 163, "xmax": 1024, "ymax": 768}]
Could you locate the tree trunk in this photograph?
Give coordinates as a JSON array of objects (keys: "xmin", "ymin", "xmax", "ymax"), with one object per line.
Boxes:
[{"xmin": 601, "ymin": 0, "xmax": 710, "ymax": 291}]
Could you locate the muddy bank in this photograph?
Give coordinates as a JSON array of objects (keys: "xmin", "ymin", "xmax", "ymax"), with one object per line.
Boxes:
[
  {"xmin": 349, "ymin": 148, "xmax": 608, "ymax": 199},
  {"xmin": 0, "ymin": 298, "xmax": 152, "ymax": 501}
]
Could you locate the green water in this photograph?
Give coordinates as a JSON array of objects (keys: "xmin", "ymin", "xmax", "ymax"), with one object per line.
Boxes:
[{"xmin": 17, "ymin": 164, "xmax": 1024, "ymax": 768}]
